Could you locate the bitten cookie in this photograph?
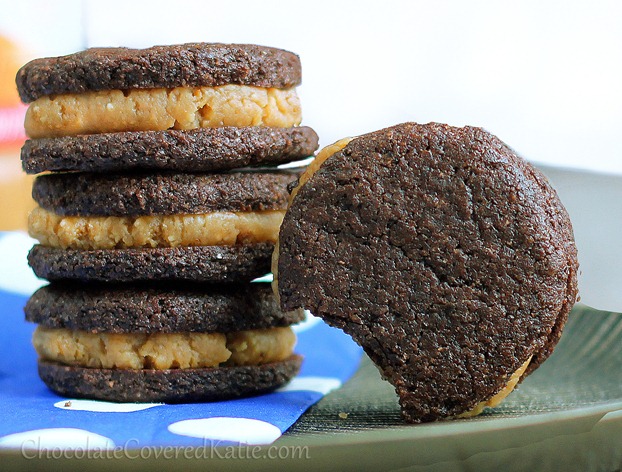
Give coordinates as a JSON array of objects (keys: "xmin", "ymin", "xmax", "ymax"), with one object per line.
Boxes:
[
  {"xmin": 27, "ymin": 282, "xmax": 303, "ymax": 402},
  {"xmin": 274, "ymin": 122, "xmax": 579, "ymax": 422},
  {"xmin": 28, "ymin": 169, "xmax": 300, "ymax": 282}
]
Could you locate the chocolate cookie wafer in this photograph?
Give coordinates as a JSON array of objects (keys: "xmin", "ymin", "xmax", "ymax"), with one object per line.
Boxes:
[
  {"xmin": 274, "ymin": 122, "xmax": 579, "ymax": 422},
  {"xmin": 21, "ymin": 126, "xmax": 318, "ymax": 174},
  {"xmin": 31, "ymin": 170, "xmax": 296, "ymax": 216},
  {"xmin": 27, "ymin": 244, "xmax": 275, "ymax": 284},
  {"xmin": 37, "ymin": 358, "xmax": 302, "ymax": 404},
  {"xmin": 28, "ymin": 282, "xmax": 303, "ymax": 402}
]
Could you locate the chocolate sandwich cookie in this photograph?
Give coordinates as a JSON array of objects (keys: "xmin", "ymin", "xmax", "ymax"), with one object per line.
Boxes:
[
  {"xmin": 274, "ymin": 122, "xmax": 579, "ymax": 422},
  {"xmin": 28, "ymin": 170, "xmax": 300, "ymax": 282},
  {"xmin": 17, "ymin": 43, "xmax": 304, "ymax": 139},
  {"xmin": 28, "ymin": 282, "xmax": 303, "ymax": 402},
  {"xmin": 21, "ymin": 126, "xmax": 318, "ymax": 174},
  {"xmin": 17, "ymin": 41, "xmax": 311, "ymax": 404}
]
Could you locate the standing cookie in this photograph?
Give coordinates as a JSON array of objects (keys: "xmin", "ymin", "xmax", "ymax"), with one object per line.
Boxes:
[{"xmin": 274, "ymin": 122, "xmax": 579, "ymax": 422}]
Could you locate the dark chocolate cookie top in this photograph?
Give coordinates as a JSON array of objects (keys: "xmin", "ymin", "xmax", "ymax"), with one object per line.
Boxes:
[
  {"xmin": 276, "ymin": 122, "xmax": 579, "ymax": 422},
  {"xmin": 22, "ymin": 126, "xmax": 318, "ymax": 174},
  {"xmin": 26, "ymin": 282, "xmax": 304, "ymax": 333},
  {"xmin": 16, "ymin": 43, "xmax": 302, "ymax": 103},
  {"xmin": 28, "ymin": 243, "xmax": 275, "ymax": 283},
  {"xmin": 33, "ymin": 169, "xmax": 301, "ymax": 216}
]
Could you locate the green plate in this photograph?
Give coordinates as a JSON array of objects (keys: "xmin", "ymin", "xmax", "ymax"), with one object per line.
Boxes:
[{"xmin": 4, "ymin": 305, "xmax": 622, "ymax": 471}]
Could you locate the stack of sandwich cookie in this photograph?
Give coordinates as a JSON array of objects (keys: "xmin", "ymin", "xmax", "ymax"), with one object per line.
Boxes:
[{"xmin": 17, "ymin": 43, "xmax": 318, "ymax": 402}]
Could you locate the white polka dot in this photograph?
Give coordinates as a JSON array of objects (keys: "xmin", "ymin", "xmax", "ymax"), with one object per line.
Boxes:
[
  {"xmin": 168, "ymin": 417, "xmax": 281, "ymax": 445},
  {"xmin": 292, "ymin": 310, "xmax": 322, "ymax": 333},
  {"xmin": 0, "ymin": 232, "xmax": 45, "ymax": 296},
  {"xmin": 276, "ymin": 376, "xmax": 342, "ymax": 395},
  {"xmin": 0, "ymin": 428, "xmax": 114, "ymax": 450},
  {"xmin": 54, "ymin": 399, "xmax": 163, "ymax": 412}
]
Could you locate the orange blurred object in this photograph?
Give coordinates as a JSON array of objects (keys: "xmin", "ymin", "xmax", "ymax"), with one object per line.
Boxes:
[
  {"xmin": 0, "ymin": 34, "xmax": 33, "ymax": 231},
  {"xmin": 0, "ymin": 35, "xmax": 23, "ymax": 108}
]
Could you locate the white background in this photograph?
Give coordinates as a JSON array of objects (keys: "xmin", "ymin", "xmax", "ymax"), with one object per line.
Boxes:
[{"xmin": 2, "ymin": 0, "xmax": 621, "ymax": 174}]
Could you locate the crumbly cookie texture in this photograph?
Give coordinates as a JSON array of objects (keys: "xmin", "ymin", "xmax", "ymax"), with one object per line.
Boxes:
[
  {"xmin": 32, "ymin": 171, "xmax": 297, "ymax": 216},
  {"xmin": 25, "ymin": 85, "xmax": 301, "ymax": 138},
  {"xmin": 28, "ymin": 206, "xmax": 284, "ymax": 250},
  {"xmin": 25, "ymin": 283, "xmax": 304, "ymax": 334},
  {"xmin": 36, "ymin": 355, "xmax": 303, "ymax": 403},
  {"xmin": 33, "ymin": 326, "xmax": 296, "ymax": 370},
  {"xmin": 27, "ymin": 243, "xmax": 278, "ymax": 284}
]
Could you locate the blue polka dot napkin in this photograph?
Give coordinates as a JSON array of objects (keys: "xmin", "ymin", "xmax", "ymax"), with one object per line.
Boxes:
[{"xmin": 0, "ymin": 232, "xmax": 363, "ymax": 450}]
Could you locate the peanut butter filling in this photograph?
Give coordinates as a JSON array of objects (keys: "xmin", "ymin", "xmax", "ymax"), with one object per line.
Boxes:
[
  {"xmin": 24, "ymin": 85, "xmax": 302, "ymax": 138},
  {"xmin": 457, "ymin": 356, "xmax": 532, "ymax": 418},
  {"xmin": 28, "ymin": 206, "xmax": 285, "ymax": 250},
  {"xmin": 33, "ymin": 326, "xmax": 296, "ymax": 370},
  {"xmin": 289, "ymin": 137, "xmax": 354, "ymax": 203}
]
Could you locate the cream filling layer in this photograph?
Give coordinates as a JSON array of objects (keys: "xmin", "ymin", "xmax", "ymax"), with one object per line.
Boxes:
[
  {"xmin": 33, "ymin": 326, "xmax": 296, "ymax": 370},
  {"xmin": 24, "ymin": 85, "xmax": 302, "ymax": 138},
  {"xmin": 28, "ymin": 206, "xmax": 285, "ymax": 250}
]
